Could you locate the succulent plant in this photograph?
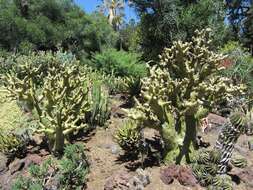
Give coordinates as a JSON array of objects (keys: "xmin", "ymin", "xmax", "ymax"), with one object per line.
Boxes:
[
  {"xmin": 3, "ymin": 52, "xmax": 91, "ymax": 155},
  {"xmin": 231, "ymin": 156, "xmax": 248, "ymax": 168},
  {"xmin": 122, "ymin": 28, "xmax": 244, "ymax": 164},
  {"xmin": 115, "ymin": 119, "xmax": 142, "ymax": 156}
]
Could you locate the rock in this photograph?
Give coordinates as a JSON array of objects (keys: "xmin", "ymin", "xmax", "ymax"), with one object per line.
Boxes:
[
  {"xmin": 111, "ymin": 144, "xmax": 120, "ymax": 154},
  {"xmin": 0, "ymin": 153, "xmax": 8, "ymax": 174},
  {"xmin": 127, "ymin": 169, "xmax": 150, "ymax": 190},
  {"xmin": 177, "ymin": 166, "xmax": 198, "ymax": 187},
  {"xmin": 8, "ymin": 159, "xmax": 25, "ymax": 174},
  {"xmin": 135, "ymin": 168, "xmax": 150, "ymax": 187},
  {"xmin": 24, "ymin": 154, "xmax": 43, "ymax": 168},
  {"xmin": 39, "ymin": 149, "xmax": 50, "ymax": 157},
  {"xmin": 160, "ymin": 165, "xmax": 197, "ymax": 187},
  {"xmin": 160, "ymin": 165, "xmax": 179, "ymax": 185},
  {"xmin": 31, "ymin": 134, "xmax": 44, "ymax": 145},
  {"xmin": 201, "ymin": 113, "xmax": 227, "ymax": 133},
  {"xmin": 104, "ymin": 169, "xmax": 150, "ymax": 190},
  {"xmin": 104, "ymin": 170, "xmax": 132, "ymax": 190}
]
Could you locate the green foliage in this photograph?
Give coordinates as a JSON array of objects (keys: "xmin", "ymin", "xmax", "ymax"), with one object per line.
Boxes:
[
  {"xmin": 231, "ymin": 155, "xmax": 248, "ymax": 168},
  {"xmin": 91, "ymin": 48, "xmax": 147, "ymax": 78},
  {"xmin": 0, "ymin": 133, "xmax": 27, "ymax": 158},
  {"xmin": 131, "ymin": 0, "xmax": 232, "ymax": 60},
  {"xmin": 115, "ymin": 119, "xmax": 142, "ymax": 155},
  {"xmin": 220, "ymin": 41, "xmax": 253, "ymax": 92},
  {"xmin": 2, "ymin": 52, "xmax": 91, "ymax": 155},
  {"xmin": 0, "ymin": 1, "xmax": 118, "ymax": 57},
  {"xmin": 124, "ymin": 29, "xmax": 243, "ymax": 164},
  {"xmin": 89, "ymin": 81, "xmax": 110, "ymax": 127},
  {"xmin": 58, "ymin": 143, "xmax": 89, "ymax": 189},
  {"xmin": 12, "ymin": 144, "xmax": 89, "ymax": 190}
]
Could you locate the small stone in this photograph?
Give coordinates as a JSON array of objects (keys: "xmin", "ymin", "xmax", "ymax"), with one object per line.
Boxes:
[
  {"xmin": 104, "ymin": 170, "xmax": 132, "ymax": 190},
  {"xmin": 111, "ymin": 144, "xmax": 120, "ymax": 154},
  {"xmin": 39, "ymin": 149, "xmax": 49, "ymax": 157},
  {"xmin": 248, "ymin": 140, "xmax": 253, "ymax": 150},
  {"xmin": 9, "ymin": 159, "xmax": 25, "ymax": 174},
  {"xmin": 0, "ymin": 153, "xmax": 8, "ymax": 174}
]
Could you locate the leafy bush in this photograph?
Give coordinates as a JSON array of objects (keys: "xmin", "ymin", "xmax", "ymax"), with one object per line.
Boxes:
[
  {"xmin": 220, "ymin": 41, "xmax": 253, "ymax": 92},
  {"xmin": 12, "ymin": 144, "xmax": 89, "ymax": 190},
  {"xmin": 58, "ymin": 143, "xmax": 89, "ymax": 189},
  {"xmin": 90, "ymin": 49, "xmax": 147, "ymax": 78}
]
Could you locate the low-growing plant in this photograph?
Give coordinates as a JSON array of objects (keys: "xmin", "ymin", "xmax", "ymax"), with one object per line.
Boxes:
[
  {"xmin": 12, "ymin": 144, "xmax": 89, "ymax": 190},
  {"xmin": 89, "ymin": 81, "xmax": 110, "ymax": 127},
  {"xmin": 115, "ymin": 119, "xmax": 142, "ymax": 156},
  {"xmin": 220, "ymin": 41, "xmax": 253, "ymax": 92},
  {"xmin": 58, "ymin": 143, "xmax": 89, "ymax": 189},
  {"xmin": 0, "ymin": 133, "xmax": 27, "ymax": 158}
]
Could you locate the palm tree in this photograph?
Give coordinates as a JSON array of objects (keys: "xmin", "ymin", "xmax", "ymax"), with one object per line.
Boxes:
[{"xmin": 98, "ymin": 0, "xmax": 125, "ymax": 31}]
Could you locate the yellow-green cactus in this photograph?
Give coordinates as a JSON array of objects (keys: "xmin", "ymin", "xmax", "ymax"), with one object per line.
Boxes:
[
  {"xmin": 3, "ymin": 52, "xmax": 91, "ymax": 155},
  {"xmin": 125, "ymin": 28, "xmax": 244, "ymax": 163}
]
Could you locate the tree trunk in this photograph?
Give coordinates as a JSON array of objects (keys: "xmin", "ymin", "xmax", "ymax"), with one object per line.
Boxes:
[
  {"xmin": 176, "ymin": 114, "xmax": 197, "ymax": 164},
  {"xmin": 53, "ymin": 126, "xmax": 65, "ymax": 156}
]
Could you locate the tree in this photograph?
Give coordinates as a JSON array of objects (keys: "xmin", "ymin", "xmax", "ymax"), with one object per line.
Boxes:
[
  {"xmin": 0, "ymin": 0, "xmax": 118, "ymax": 57},
  {"xmin": 242, "ymin": 4, "xmax": 253, "ymax": 54},
  {"xmin": 131, "ymin": 0, "xmax": 232, "ymax": 61},
  {"xmin": 98, "ymin": 0, "xmax": 125, "ymax": 31}
]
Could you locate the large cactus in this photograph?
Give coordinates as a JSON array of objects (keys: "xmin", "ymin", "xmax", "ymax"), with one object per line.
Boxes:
[
  {"xmin": 3, "ymin": 52, "xmax": 91, "ymax": 155},
  {"xmin": 125, "ymin": 29, "xmax": 244, "ymax": 163}
]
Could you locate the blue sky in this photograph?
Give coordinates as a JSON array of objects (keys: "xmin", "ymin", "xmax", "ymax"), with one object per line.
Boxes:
[{"xmin": 74, "ymin": 0, "xmax": 138, "ymax": 21}]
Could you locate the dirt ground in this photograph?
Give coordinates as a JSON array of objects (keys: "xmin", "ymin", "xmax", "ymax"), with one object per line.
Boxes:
[{"xmin": 85, "ymin": 97, "xmax": 253, "ymax": 190}]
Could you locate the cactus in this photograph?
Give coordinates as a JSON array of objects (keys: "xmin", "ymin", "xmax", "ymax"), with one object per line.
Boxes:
[
  {"xmin": 123, "ymin": 28, "xmax": 244, "ymax": 164},
  {"xmin": 0, "ymin": 129, "xmax": 30, "ymax": 158},
  {"xmin": 231, "ymin": 156, "xmax": 247, "ymax": 168},
  {"xmin": 3, "ymin": 52, "xmax": 91, "ymax": 155},
  {"xmin": 89, "ymin": 81, "xmax": 110, "ymax": 127},
  {"xmin": 214, "ymin": 112, "xmax": 249, "ymax": 174},
  {"xmin": 192, "ymin": 111, "xmax": 252, "ymax": 188},
  {"xmin": 115, "ymin": 120, "xmax": 142, "ymax": 156}
]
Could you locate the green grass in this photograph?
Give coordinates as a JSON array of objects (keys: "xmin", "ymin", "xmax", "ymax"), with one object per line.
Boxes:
[{"xmin": 0, "ymin": 87, "xmax": 25, "ymax": 132}]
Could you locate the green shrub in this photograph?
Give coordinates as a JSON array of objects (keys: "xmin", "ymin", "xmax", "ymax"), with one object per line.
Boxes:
[
  {"xmin": 220, "ymin": 41, "xmax": 253, "ymax": 92},
  {"xmin": 90, "ymin": 48, "xmax": 147, "ymax": 78},
  {"xmin": 89, "ymin": 81, "xmax": 110, "ymax": 127},
  {"xmin": 12, "ymin": 144, "xmax": 89, "ymax": 190},
  {"xmin": 58, "ymin": 143, "xmax": 89, "ymax": 189}
]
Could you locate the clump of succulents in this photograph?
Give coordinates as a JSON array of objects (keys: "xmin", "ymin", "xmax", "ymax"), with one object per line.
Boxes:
[
  {"xmin": 12, "ymin": 143, "xmax": 89, "ymax": 190},
  {"xmin": 118, "ymin": 28, "xmax": 244, "ymax": 164},
  {"xmin": 192, "ymin": 111, "xmax": 252, "ymax": 189},
  {"xmin": 115, "ymin": 119, "xmax": 143, "ymax": 157}
]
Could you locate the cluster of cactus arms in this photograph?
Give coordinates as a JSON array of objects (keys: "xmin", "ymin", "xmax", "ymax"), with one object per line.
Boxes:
[
  {"xmin": 214, "ymin": 112, "xmax": 251, "ymax": 174},
  {"xmin": 3, "ymin": 53, "xmax": 91, "ymax": 155},
  {"xmin": 124, "ymin": 28, "xmax": 244, "ymax": 164}
]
